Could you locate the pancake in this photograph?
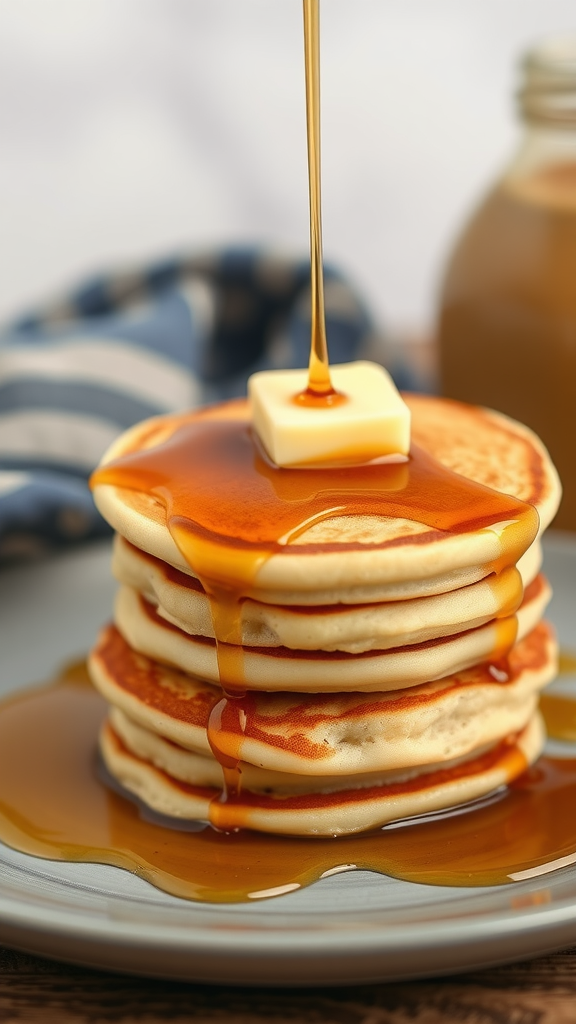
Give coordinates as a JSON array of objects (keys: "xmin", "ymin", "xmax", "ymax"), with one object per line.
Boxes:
[
  {"xmin": 108, "ymin": 705, "xmax": 509, "ymax": 795},
  {"xmin": 111, "ymin": 573, "xmax": 551, "ymax": 692},
  {"xmin": 91, "ymin": 395, "xmax": 561, "ymax": 602},
  {"xmin": 88, "ymin": 618, "xmax": 556, "ymax": 776},
  {"xmin": 99, "ymin": 710, "xmax": 545, "ymax": 836},
  {"xmin": 111, "ymin": 529, "xmax": 543, "ymax": 612},
  {"xmin": 112, "ymin": 535, "xmax": 528, "ymax": 653},
  {"xmin": 89, "ymin": 392, "xmax": 560, "ymax": 837}
]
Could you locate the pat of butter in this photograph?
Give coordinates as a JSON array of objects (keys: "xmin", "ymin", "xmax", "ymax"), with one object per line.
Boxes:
[{"xmin": 249, "ymin": 361, "xmax": 410, "ymax": 467}]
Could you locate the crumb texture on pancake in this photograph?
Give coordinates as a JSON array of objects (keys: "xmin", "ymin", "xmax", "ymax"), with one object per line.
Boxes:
[
  {"xmin": 407, "ymin": 394, "xmax": 559, "ymax": 520},
  {"xmin": 99, "ymin": 712, "xmax": 545, "ymax": 836},
  {"xmin": 108, "ymin": 574, "xmax": 551, "ymax": 693},
  {"xmin": 88, "ymin": 619, "xmax": 557, "ymax": 776},
  {"xmin": 112, "ymin": 535, "xmax": 527, "ymax": 652}
]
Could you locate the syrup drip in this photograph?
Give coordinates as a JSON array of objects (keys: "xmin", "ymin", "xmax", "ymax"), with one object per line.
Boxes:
[
  {"xmin": 204, "ymin": 588, "xmax": 249, "ymax": 819},
  {"xmin": 538, "ymin": 649, "xmax": 576, "ymax": 743},
  {"xmin": 1, "ymin": 664, "xmax": 576, "ymax": 903},
  {"xmin": 293, "ymin": 387, "xmax": 347, "ymax": 409},
  {"xmin": 203, "ymin": 588, "xmax": 247, "ymax": 821},
  {"xmin": 206, "ymin": 692, "xmax": 246, "ymax": 826},
  {"xmin": 540, "ymin": 693, "xmax": 576, "ymax": 743},
  {"xmin": 559, "ymin": 649, "xmax": 576, "ymax": 675},
  {"xmin": 300, "ymin": 0, "xmax": 339, "ymax": 403}
]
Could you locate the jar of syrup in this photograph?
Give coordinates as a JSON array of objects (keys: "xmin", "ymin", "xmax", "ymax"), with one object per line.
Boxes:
[{"xmin": 438, "ymin": 38, "xmax": 576, "ymax": 530}]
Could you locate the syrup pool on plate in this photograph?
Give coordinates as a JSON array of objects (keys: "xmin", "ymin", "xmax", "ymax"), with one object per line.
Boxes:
[{"xmin": 0, "ymin": 662, "xmax": 575, "ymax": 902}]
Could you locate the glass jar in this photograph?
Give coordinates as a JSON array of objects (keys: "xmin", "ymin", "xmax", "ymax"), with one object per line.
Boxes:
[{"xmin": 438, "ymin": 38, "xmax": 576, "ymax": 530}]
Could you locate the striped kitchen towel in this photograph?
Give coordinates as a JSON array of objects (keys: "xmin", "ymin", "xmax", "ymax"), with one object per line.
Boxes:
[{"xmin": 0, "ymin": 249, "xmax": 376, "ymax": 560}]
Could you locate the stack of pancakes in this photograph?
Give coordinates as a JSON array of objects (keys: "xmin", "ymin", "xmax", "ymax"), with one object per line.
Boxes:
[{"xmin": 89, "ymin": 394, "xmax": 561, "ymax": 836}]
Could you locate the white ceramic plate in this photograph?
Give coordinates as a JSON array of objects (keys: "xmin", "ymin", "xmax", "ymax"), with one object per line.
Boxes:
[{"xmin": 1, "ymin": 534, "xmax": 576, "ymax": 986}]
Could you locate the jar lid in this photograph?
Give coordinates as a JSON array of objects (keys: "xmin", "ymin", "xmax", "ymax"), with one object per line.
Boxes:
[{"xmin": 519, "ymin": 37, "xmax": 576, "ymax": 124}]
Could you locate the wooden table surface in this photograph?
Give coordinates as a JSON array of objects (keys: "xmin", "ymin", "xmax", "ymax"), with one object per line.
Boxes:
[{"xmin": 4, "ymin": 944, "xmax": 576, "ymax": 1024}]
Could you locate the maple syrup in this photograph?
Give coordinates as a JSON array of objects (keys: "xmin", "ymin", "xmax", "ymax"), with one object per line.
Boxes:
[
  {"xmin": 537, "ymin": 648, "xmax": 576, "ymax": 743},
  {"xmin": 540, "ymin": 692, "xmax": 576, "ymax": 743},
  {"xmin": 0, "ymin": 663, "xmax": 576, "ymax": 902},
  {"xmin": 299, "ymin": 0, "xmax": 338, "ymax": 403},
  {"xmin": 559, "ymin": 649, "xmax": 576, "ymax": 675}
]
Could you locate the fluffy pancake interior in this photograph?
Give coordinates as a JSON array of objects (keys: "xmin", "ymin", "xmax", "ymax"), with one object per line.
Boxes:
[
  {"xmin": 88, "ymin": 618, "xmax": 557, "ymax": 777},
  {"xmin": 112, "ymin": 536, "xmax": 527, "ymax": 653},
  {"xmin": 109, "ymin": 573, "xmax": 551, "ymax": 693},
  {"xmin": 108, "ymin": 705, "xmax": 509, "ymax": 796},
  {"xmin": 98, "ymin": 711, "xmax": 545, "ymax": 836}
]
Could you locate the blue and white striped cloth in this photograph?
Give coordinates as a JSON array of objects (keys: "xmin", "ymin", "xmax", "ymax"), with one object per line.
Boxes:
[{"xmin": 0, "ymin": 249, "xmax": 378, "ymax": 560}]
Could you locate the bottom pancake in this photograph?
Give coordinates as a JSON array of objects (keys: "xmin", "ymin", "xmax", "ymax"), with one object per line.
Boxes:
[{"xmin": 99, "ymin": 711, "xmax": 544, "ymax": 837}]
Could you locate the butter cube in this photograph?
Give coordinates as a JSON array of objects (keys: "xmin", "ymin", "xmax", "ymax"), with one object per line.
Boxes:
[{"xmin": 249, "ymin": 361, "xmax": 410, "ymax": 467}]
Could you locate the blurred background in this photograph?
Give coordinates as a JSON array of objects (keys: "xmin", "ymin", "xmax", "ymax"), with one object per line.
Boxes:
[{"xmin": 2, "ymin": 0, "xmax": 576, "ymax": 338}]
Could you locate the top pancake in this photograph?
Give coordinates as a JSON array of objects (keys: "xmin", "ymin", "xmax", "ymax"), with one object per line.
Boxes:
[{"xmin": 91, "ymin": 395, "xmax": 561, "ymax": 602}]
